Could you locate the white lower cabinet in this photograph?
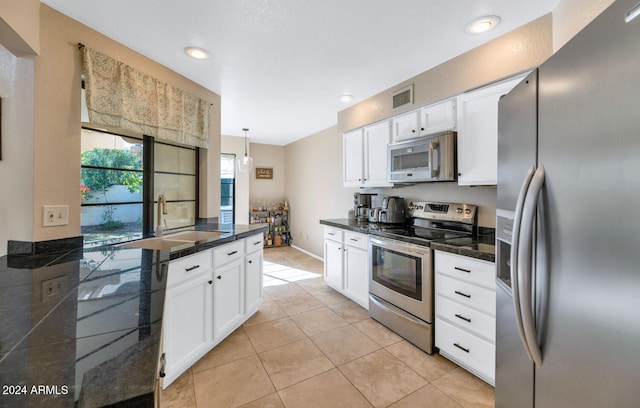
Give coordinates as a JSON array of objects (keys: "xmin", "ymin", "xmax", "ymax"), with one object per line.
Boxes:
[
  {"xmin": 162, "ymin": 269, "xmax": 213, "ymax": 387},
  {"xmin": 323, "ymin": 227, "xmax": 369, "ymax": 309},
  {"xmin": 434, "ymin": 250, "xmax": 496, "ymax": 385},
  {"xmin": 213, "ymin": 259, "xmax": 244, "ymax": 342},
  {"xmin": 245, "ymin": 248, "xmax": 264, "ymax": 315},
  {"xmin": 343, "ymin": 231, "xmax": 369, "ymax": 309},
  {"xmin": 324, "ymin": 227, "xmax": 344, "ymax": 291},
  {"xmin": 161, "ymin": 233, "xmax": 264, "ymax": 389}
]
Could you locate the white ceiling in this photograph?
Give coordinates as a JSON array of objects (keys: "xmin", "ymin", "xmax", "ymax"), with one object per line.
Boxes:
[{"xmin": 42, "ymin": 0, "xmax": 560, "ymax": 145}]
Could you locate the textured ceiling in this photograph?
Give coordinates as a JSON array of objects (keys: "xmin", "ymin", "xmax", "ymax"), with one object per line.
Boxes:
[{"xmin": 42, "ymin": 0, "xmax": 560, "ymax": 145}]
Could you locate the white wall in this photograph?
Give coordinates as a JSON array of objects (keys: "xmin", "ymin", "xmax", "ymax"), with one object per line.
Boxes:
[
  {"xmin": 0, "ymin": 45, "xmax": 35, "ymax": 256},
  {"xmin": 249, "ymin": 143, "xmax": 286, "ymax": 206},
  {"xmin": 553, "ymin": 0, "xmax": 615, "ymax": 51},
  {"xmin": 221, "ymin": 135, "xmax": 250, "ymax": 224},
  {"xmin": 285, "ymin": 126, "xmax": 356, "ymax": 257}
]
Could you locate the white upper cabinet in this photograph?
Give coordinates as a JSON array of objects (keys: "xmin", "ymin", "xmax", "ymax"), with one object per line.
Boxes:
[
  {"xmin": 392, "ymin": 110, "xmax": 421, "ymax": 142},
  {"xmin": 456, "ymin": 75, "xmax": 526, "ymax": 186},
  {"xmin": 392, "ymin": 98, "xmax": 457, "ymax": 142},
  {"xmin": 363, "ymin": 120, "xmax": 392, "ymax": 187},
  {"xmin": 343, "ymin": 121, "xmax": 391, "ymax": 188},
  {"xmin": 343, "ymin": 128, "xmax": 364, "ymax": 187},
  {"xmin": 420, "ymin": 99, "xmax": 457, "ymax": 136}
]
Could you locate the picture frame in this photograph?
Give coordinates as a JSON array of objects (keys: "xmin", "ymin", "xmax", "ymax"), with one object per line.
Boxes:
[{"xmin": 255, "ymin": 167, "xmax": 273, "ymax": 180}]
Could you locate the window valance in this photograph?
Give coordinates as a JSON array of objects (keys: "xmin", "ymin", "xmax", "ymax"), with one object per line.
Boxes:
[{"xmin": 83, "ymin": 47, "xmax": 210, "ymax": 148}]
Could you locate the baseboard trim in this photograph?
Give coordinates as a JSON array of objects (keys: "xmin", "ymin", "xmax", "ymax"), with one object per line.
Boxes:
[{"xmin": 290, "ymin": 244, "xmax": 323, "ymax": 261}]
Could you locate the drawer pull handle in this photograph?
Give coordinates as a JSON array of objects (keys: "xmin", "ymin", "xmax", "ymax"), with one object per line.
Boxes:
[
  {"xmin": 328, "ymin": 232, "xmax": 336, "ymax": 236},
  {"xmin": 227, "ymin": 250, "xmax": 238, "ymax": 256},
  {"xmin": 455, "ymin": 313, "xmax": 471, "ymax": 323},
  {"xmin": 208, "ymin": 280, "xmax": 213, "ymax": 284},
  {"xmin": 454, "ymin": 266, "xmax": 471, "ymax": 273},
  {"xmin": 217, "ymin": 275, "xmax": 222, "ymax": 280},
  {"xmin": 453, "ymin": 343, "xmax": 470, "ymax": 353},
  {"xmin": 248, "ymin": 260, "xmax": 253, "ymax": 264},
  {"xmin": 349, "ymin": 238, "xmax": 359, "ymax": 241},
  {"xmin": 185, "ymin": 265, "xmax": 200, "ymax": 272},
  {"xmin": 253, "ymin": 241, "xmax": 262, "ymax": 246},
  {"xmin": 454, "ymin": 290, "xmax": 471, "ymax": 298}
]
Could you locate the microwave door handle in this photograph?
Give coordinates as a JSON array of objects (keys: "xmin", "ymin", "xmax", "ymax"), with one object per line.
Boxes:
[{"xmin": 429, "ymin": 141, "xmax": 440, "ymax": 178}]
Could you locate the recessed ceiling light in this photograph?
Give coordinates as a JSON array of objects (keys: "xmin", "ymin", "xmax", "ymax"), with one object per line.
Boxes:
[
  {"xmin": 466, "ymin": 15, "xmax": 501, "ymax": 34},
  {"xmin": 184, "ymin": 47, "xmax": 209, "ymax": 60},
  {"xmin": 339, "ymin": 94, "xmax": 354, "ymax": 103}
]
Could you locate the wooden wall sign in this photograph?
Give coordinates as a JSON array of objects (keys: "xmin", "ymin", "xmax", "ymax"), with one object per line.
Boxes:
[{"xmin": 255, "ymin": 167, "xmax": 273, "ymax": 179}]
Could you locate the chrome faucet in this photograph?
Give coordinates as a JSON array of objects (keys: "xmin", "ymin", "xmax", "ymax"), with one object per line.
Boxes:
[{"xmin": 156, "ymin": 194, "xmax": 168, "ymax": 237}]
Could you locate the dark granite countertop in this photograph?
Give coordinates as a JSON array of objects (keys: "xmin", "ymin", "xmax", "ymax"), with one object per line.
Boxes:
[
  {"xmin": 0, "ymin": 223, "xmax": 267, "ymax": 408},
  {"xmin": 320, "ymin": 218, "xmax": 495, "ymax": 262}
]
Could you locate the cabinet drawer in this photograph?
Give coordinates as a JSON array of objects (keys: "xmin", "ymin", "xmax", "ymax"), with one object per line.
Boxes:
[
  {"xmin": 168, "ymin": 250, "xmax": 212, "ymax": 287},
  {"xmin": 344, "ymin": 231, "xmax": 368, "ymax": 251},
  {"xmin": 245, "ymin": 234, "xmax": 264, "ymax": 254},
  {"xmin": 213, "ymin": 241, "xmax": 245, "ymax": 268},
  {"xmin": 436, "ymin": 294, "xmax": 495, "ymax": 342},
  {"xmin": 436, "ymin": 273, "xmax": 495, "ymax": 316},
  {"xmin": 324, "ymin": 226, "xmax": 344, "ymax": 242},
  {"xmin": 435, "ymin": 251, "xmax": 495, "ymax": 290},
  {"xmin": 436, "ymin": 318, "xmax": 495, "ymax": 384}
]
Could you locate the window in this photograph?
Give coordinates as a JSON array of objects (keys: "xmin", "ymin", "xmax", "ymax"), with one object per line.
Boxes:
[
  {"xmin": 154, "ymin": 142, "xmax": 198, "ymax": 230},
  {"xmin": 81, "ymin": 128, "xmax": 199, "ymax": 246},
  {"xmin": 81, "ymin": 128, "xmax": 144, "ymax": 245},
  {"xmin": 220, "ymin": 154, "xmax": 236, "ymax": 224}
]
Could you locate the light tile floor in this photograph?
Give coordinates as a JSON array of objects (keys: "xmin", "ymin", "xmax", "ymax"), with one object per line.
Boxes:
[{"xmin": 160, "ymin": 246, "xmax": 495, "ymax": 408}]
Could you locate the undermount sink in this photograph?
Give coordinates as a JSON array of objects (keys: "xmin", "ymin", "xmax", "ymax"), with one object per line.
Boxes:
[
  {"xmin": 119, "ymin": 238, "xmax": 192, "ymax": 250},
  {"xmin": 118, "ymin": 230, "xmax": 229, "ymax": 250},
  {"xmin": 167, "ymin": 230, "xmax": 228, "ymax": 241}
]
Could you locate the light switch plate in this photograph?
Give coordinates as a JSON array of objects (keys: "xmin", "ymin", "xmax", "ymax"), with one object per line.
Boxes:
[{"xmin": 42, "ymin": 205, "xmax": 69, "ymax": 227}]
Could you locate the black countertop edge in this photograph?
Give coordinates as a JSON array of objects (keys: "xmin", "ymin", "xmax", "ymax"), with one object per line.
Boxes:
[
  {"xmin": 0, "ymin": 224, "xmax": 267, "ymax": 408},
  {"xmin": 319, "ymin": 218, "xmax": 495, "ymax": 262}
]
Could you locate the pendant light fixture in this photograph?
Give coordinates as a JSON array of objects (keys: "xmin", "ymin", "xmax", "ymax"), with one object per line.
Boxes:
[{"xmin": 237, "ymin": 128, "xmax": 254, "ymax": 173}]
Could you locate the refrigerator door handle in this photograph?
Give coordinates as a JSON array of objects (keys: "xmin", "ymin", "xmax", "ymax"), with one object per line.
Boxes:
[
  {"xmin": 518, "ymin": 165, "xmax": 545, "ymax": 368},
  {"xmin": 511, "ymin": 165, "xmax": 536, "ymax": 361}
]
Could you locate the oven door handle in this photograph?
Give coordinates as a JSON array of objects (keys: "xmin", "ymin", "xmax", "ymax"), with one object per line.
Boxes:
[{"xmin": 511, "ymin": 165, "xmax": 535, "ymax": 362}]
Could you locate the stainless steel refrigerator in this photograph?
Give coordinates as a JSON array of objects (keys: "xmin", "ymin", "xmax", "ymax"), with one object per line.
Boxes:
[{"xmin": 495, "ymin": 0, "xmax": 640, "ymax": 406}]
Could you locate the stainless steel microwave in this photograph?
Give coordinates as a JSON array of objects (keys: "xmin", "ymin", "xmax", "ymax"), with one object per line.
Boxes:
[{"xmin": 387, "ymin": 131, "xmax": 456, "ymax": 183}]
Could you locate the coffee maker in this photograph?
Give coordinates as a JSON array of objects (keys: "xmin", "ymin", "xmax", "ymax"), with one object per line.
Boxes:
[{"xmin": 353, "ymin": 193, "xmax": 376, "ymax": 223}]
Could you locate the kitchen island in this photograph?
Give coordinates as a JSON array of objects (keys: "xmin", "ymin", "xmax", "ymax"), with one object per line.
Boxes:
[{"xmin": 0, "ymin": 223, "xmax": 267, "ymax": 408}]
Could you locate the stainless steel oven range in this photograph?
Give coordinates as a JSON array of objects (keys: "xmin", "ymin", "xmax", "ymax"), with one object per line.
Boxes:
[{"xmin": 368, "ymin": 201, "xmax": 477, "ymax": 354}]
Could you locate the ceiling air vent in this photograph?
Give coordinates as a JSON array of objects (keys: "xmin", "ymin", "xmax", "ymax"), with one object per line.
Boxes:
[{"xmin": 392, "ymin": 85, "xmax": 413, "ymax": 109}]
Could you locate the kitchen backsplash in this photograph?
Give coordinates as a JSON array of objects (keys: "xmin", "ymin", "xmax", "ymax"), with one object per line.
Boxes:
[{"xmin": 362, "ymin": 182, "xmax": 497, "ymax": 228}]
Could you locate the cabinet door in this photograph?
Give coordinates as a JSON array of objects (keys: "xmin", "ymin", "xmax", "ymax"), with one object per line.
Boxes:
[
  {"xmin": 324, "ymin": 238, "xmax": 344, "ymax": 291},
  {"xmin": 163, "ymin": 272, "xmax": 213, "ymax": 387},
  {"xmin": 363, "ymin": 121, "xmax": 392, "ymax": 187},
  {"xmin": 391, "ymin": 109, "xmax": 420, "ymax": 142},
  {"xmin": 420, "ymin": 98, "xmax": 456, "ymax": 136},
  {"xmin": 245, "ymin": 249, "xmax": 264, "ymax": 314},
  {"xmin": 213, "ymin": 260, "xmax": 245, "ymax": 341},
  {"xmin": 344, "ymin": 245, "xmax": 369, "ymax": 309},
  {"xmin": 457, "ymin": 76, "xmax": 524, "ymax": 185},
  {"xmin": 343, "ymin": 128, "xmax": 364, "ymax": 187}
]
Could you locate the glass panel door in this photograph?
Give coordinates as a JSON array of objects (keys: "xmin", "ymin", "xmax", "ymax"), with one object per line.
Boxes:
[{"xmin": 220, "ymin": 154, "xmax": 236, "ymax": 224}]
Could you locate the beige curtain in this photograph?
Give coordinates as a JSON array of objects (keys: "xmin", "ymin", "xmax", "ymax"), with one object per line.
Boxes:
[{"xmin": 83, "ymin": 47, "xmax": 210, "ymax": 148}]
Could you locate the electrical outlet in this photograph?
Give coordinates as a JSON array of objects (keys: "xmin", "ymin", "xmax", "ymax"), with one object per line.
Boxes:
[
  {"xmin": 41, "ymin": 276, "xmax": 67, "ymax": 302},
  {"xmin": 42, "ymin": 205, "xmax": 69, "ymax": 227}
]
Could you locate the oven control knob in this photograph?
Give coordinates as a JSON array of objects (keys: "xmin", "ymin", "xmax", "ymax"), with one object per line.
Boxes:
[
  {"xmin": 465, "ymin": 208, "xmax": 472, "ymax": 215},
  {"xmin": 419, "ymin": 205, "xmax": 424, "ymax": 210},
  {"xmin": 457, "ymin": 208, "xmax": 463, "ymax": 214}
]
